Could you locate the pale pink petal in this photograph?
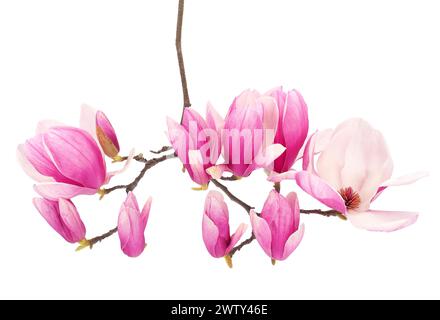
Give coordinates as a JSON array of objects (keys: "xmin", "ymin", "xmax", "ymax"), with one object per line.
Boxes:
[
  {"xmin": 117, "ymin": 206, "xmax": 132, "ymax": 250},
  {"xmin": 36, "ymin": 120, "xmax": 65, "ymax": 134},
  {"xmin": 281, "ymin": 223, "xmax": 305, "ymax": 260},
  {"xmin": 259, "ymin": 95, "xmax": 279, "ymax": 135},
  {"xmin": 206, "ymin": 102, "xmax": 224, "ymax": 132},
  {"xmin": 34, "ymin": 183, "xmax": 97, "ymax": 200},
  {"xmin": 58, "ymin": 198, "xmax": 86, "ymax": 242},
  {"xmin": 124, "ymin": 191, "xmax": 140, "ymax": 212},
  {"xmin": 252, "ymin": 143, "xmax": 286, "ymax": 170},
  {"xmin": 43, "ymin": 127, "xmax": 106, "ymax": 189},
  {"xmin": 295, "ymin": 171, "xmax": 347, "ymax": 214},
  {"xmin": 166, "ymin": 117, "xmax": 189, "ymax": 165},
  {"xmin": 250, "ymin": 210, "xmax": 272, "ymax": 258},
  {"xmin": 267, "ymin": 170, "xmax": 297, "ymax": 183},
  {"xmin": 17, "ymin": 144, "xmax": 53, "ymax": 183},
  {"xmin": 202, "ymin": 213, "xmax": 221, "ymax": 257},
  {"xmin": 382, "ymin": 171, "xmax": 429, "ymax": 187},
  {"xmin": 206, "ymin": 165, "xmax": 225, "ymax": 179},
  {"xmin": 80, "ymin": 104, "xmax": 98, "ymax": 141},
  {"xmin": 302, "ymin": 129, "xmax": 333, "ymax": 174},
  {"xmin": 140, "ymin": 197, "xmax": 152, "ymax": 229},
  {"xmin": 204, "ymin": 190, "xmax": 229, "ymax": 239},
  {"xmin": 188, "ymin": 150, "xmax": 210, "ymax": 186},
  {"xmin": 105, "ymin": 149, "xmax": 135, "ymax": 184},
  {"xmin": 371, "ymin": 171, "xmax": 429, "ymax": 202},
  {"xmin": 225, "ymin": 223, "xmax": 248, "ymax": 254},
  {"xmin": 33, "ymin": 198, "xmax": 67, "ymax": 241},
  {"xmin": 286, "ymin": 192, "xmax": 300, "ymax": 230},
  {"xmin": 347, "ymin": 210, "xmax": 418, "ymax": 232}
]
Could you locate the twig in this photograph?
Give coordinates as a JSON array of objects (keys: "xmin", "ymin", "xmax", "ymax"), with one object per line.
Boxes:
[
  {"xmin": 229, "ymin": 233, "xmax": 256, "ymax": 257},
  {"xmin": 101, "ymin": 153, "xmax": 176, "ymax": 196},
  {"xmin": 176, "ymin": 0, "xmax": 191, "ymax": 123},
  {"xmin": 211, "ymin": 179, "xmax": 253, "ymax": 213},
  {"xmin": 300, "ymin": 209, "xmax": 347, "ymax": 220},
  {"xmin": 150, "ymin": 146, "xmax": 172, "ymax": 154},
  {"xmin": 220, "ymin": 175, "xmax": 241, "ymax": 181}
]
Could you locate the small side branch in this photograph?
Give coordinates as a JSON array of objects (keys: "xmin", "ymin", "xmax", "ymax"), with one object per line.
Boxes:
[{"xmin": 211, "ymin": 179, "xmax": 253, "ymax": 213}]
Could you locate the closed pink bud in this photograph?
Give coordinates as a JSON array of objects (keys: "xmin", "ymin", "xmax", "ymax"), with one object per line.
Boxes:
[
  {"xmin": 251, "ymin": 191, "xmax": 304, "ymax": 262},
  {"xmin": 266, "ymin": 87, "xmax": 309, "ymax": 173},
  {"xmin": 18, "ymin": 126, "xmax": 106, "ymax": 200},
  {"xmin": 202, "ymin": 191, "xmax": 247, "ymax": 258},
  {"xmin": 33, "ymin": 198, "xmax": 86, "ymax": 243},
  {"xmin": 80, "ymin": 105, "xmax": 120, "ymax": 159},
  {"xmin": 167, "ymin": 107, "xmax": 222, "ymax": 187},
  {"xmin": 222, "ymin": 89, "xmax": 285, "ymax": 177},
  {"xmin": 118, "ymin": 192, "xmax": 151, "ymax": 258}
]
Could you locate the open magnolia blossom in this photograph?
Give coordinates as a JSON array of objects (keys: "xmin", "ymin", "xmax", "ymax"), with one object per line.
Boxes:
[
  {"xmin": 270, "ymin": 118, "xmax": 428, "ymax": 232},
  {"xmin": 17, "ymin": 107, "xmax": 133, "ymax": 200}
]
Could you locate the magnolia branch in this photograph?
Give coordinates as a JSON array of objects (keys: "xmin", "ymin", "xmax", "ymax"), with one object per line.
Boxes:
[{"xmin": 176, "ymin": 0, "xmax": 191, "ymax": 123}]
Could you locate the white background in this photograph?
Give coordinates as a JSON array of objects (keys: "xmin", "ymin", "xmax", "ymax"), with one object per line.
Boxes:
[{"xmin": 0, "ymin": 0, "xmax": 439, "ymax": 299}]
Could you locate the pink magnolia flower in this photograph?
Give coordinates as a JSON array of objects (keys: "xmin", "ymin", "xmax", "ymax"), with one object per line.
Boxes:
[
  {"xmin": 202, "ymin": 191, "xmax": 247, "ymax": 258},
  {"xmin": 33, "ymin": 197, "xmax": 86, "ymax": 243},
  {"xmin": 266, "ymin": 87, "xmax": 309, "ymax": 173},
  {"xmin": 18, "ymin": 126, "xmax": 107, "ymax": 200},
  {"xmin": 167, "ymin": 106, "xmax": 223, "ymax": 188},
  {"xmin": 251, "ymin": 191, "xmax": 304, "ymax": 263},
  {"xmin": 80, "ymin": 104, "xmax": 121, "ymax": 160},
  {"xmin": 272, "ymin": 118, "xmax": 427, "ymax": 232},
  {"xmin": 219, "ymin": 89, "xmax": 285, "ymax": 177},
  {"xmin": 118, "ymin": 192, "xmax": 152, "ymax": 257}
]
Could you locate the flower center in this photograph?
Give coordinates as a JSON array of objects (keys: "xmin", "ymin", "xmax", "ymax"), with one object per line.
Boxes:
[{"xmin": 338, "ymin": 187, "xmax": 361, "ymax": 210}]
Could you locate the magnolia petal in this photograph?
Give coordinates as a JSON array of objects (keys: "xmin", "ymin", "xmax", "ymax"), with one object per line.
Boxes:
[
  {"xmin": 17, "ymin": 144, "xmax": 54, "ymax": 183},
  {"xmin": 225, "ymin": 223, "xmax": 248, "ymax": 254},
  {"xmin": 188, "ymin": 150, "xmax": 210, "ymax": 186},
  {"xmin": 33, "ymin": 198, "xmax": 68, "ymax": 242},
  {"xmin": 252, "ymin": 143, "xmax": 286, "ymax": 171},
  {"xmin": 347, "ymin": 210, "xmax": 418, "ymax": 232},
  {"xmin": 34, "ymin": 183, "xmax": 97, "ymax": 200},
  {"xmin": 36, "ymin": 120, "xmax": 64, "ymax": 134},
  {"xmin": 43, "ymin": 127, "xmax": 106, "ymax": 189},
  {"xmin": 206, "ymin": 102, "xmax": 225, "ymax": 132},
  {"xmin": 58, "ymin": 198, "xmax": 86, "ymax": 242},
  {"xmin": 286, "ymin": 192, "xmax": 300, "ymax": 231},
  {"xmin": 105, "ymin": 149, "xmax": 135, "ymax": 184},
  {"xmin": 281, "ymin": 223, "xmax": 305, "ymax": 260},
  {"xmin": 141, "ymin": 197, "xmax": 152, "ymax": 230},
  {"xmin": 206, "ymin": 165, "xmax": 225, "ymax": 180},
  {"xmin": 259, "ymin": 95, "xmax": 279, "ymax": 134},
  {"xmin": 371, "ymin": 171, "xmax": 429, "ymax": 202},
  {"xmin": 382, "ymin": 171, "xmax": 429, "ymax": 187},
  {"xmin": 80, "ymin": 104, "xmax": 98, "ymax": 141},
  {"xmin": 250, "ymin": 210, "xmax": 273, "ymax": 258},
  {"xmin": 202, "ymin": 213, "xmax": 221, "ymax": 258},
  {"xmin": 166, "ymin": 117, "xmax": 189, "ymax": 165},
  {"xmin": 295, "ymin": 171, "xmax": 347, "ymax": 214},
  {"xmin": 267, "ymin": 170, "xmax": 297, "ymax": 183}
]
